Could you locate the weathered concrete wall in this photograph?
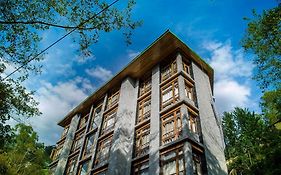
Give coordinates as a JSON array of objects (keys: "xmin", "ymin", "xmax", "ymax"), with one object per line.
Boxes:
[
  {"xmin": 107, "ymin": 77, "xmax": 139, "ymax": 175},
  {"xmin": 192, "ymin": 62, "xmax": 228, "ymax": 175},
  {"xmin": 55, "ymin": 114, "xmax": 79, "ymax": 175}
]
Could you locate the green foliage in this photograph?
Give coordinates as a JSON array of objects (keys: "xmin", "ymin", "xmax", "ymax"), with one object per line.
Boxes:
[
  {"xmin": 223, "ymin": 108, "xmax": 281, "ymax": 175},
  {"xmin": 0, "ymin": 0, "xmax": 141, "ymax": 153},
  {"xmin": 261, "ymin": 88, "xmax": 281, "ymax": 129},
  {"xmin": 0, "ymin": 124, "xmax": 51, "ymax": 175},
  {"xmin": 242, "ymin": 5, "xmax": 281, "ymax": 90}
]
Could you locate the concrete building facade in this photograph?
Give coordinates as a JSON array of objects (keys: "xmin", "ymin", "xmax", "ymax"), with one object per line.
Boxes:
[{"xmin": 49, "ymin": 31, "xmax": 228, "ymax": 175}]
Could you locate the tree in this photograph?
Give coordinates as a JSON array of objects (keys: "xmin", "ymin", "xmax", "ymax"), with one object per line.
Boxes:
[
  {"xmin": 0, "ymin": 0, "xmax": 141, "ymax": 149},
  {"xmin": 223, "ymin": 108, "xmax": 281, "ymax": 175},
  {"xmin": 0, "ymin": 124, "xmax": 50, "ymax": 175},
  {"xmin": 242, "ymin": 4, "xmax": 281, "ymax": 90}
]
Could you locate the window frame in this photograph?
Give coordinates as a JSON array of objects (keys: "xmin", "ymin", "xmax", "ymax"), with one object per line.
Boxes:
[
  {"xmin": 106, "ymin": 90, "xmax": 119, "ymax": 110},
  {"xmin": 65, "ymin": 154, "xmax": 79, "ymax": 175},
  {"xmin": 90, "ymin": 103, "xmax": 103, "ymax": 131},
  {"xmin": 77, "ymin": 158, "xmax": 91, "ymax": 175},
  {"xmin": 71, "ymin": 129, "xmax": 85, "ymax": 152},
  {"xmin": 188, "ymin": 110, "xmax": 199, "ymax": 134},
  {"xmin": 134, "ymin": 124, "xmax": 150, "ymax": 157},
  {"xmin": 94, "ymin": 135, "xmax": 113, "ymax": 166},
  {"xmin": 137, "ymin": 95, "xmax": 151, "ymax": 124},
  {"xmin": 82, "ymin": 131, "xmax": 96, "ymax": 158},
  {"xmin": 161, "ymin": 59, "xmax": 177, "ymax": 82},
  {"xmin": 160, "ymin": 144, "xmax": 185, "ymax": 175},
  {"xmin": 132, "ymin": 158, "xmax": 149, "ymax": 175},
  {"xmin": 79, "ymin": 113, "xmax": 89, "ymax": 129},
  {"xmin": 161, "ymin": 107, "xmax": 182, "ymax": 145},
  {"xmin": 182, "ymin": 59, "xmax": 191, "ymax": 75},
  {"xmin": 139, "ymin": 78, "xmax": 152, "ymax": 97},
  {"xmin": 101, "ymin": 109, "xmax": 117, "ymax": 135},
  {"xmin": 160, "ymin": 78, "xmax": 179, "ymax": 109}
]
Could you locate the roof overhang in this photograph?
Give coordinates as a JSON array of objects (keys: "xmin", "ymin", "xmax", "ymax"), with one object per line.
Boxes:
[{"xmin": 58, "ymin": 30, "xmax": 214, "ymax": 127}]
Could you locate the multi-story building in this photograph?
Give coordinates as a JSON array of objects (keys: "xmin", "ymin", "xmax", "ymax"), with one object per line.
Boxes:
[{"xmin": 49, "ymin": 30, "xmax": 228, "ymax": 175}]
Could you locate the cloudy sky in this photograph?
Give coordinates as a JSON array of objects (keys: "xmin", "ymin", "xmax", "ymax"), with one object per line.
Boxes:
[{"xmin": 6, "ymin": 0, "xmax": 278, "ymax": 145}]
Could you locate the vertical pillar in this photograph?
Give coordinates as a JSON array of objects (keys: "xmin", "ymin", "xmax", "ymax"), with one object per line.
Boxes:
[
  {"xmin": 107, "ymin": 77, "xmax": 139, "ymax": 175},
  {"xmin": 55, "ymin": 114, "xmax": 80, "ymax": 175},
  {"xmin": 183, "ymin": 142, "xmax": 194, "ymax": 175},
  {"xmin": 149, "ymin": 65, "xmax": 160, "ymax": 175}
]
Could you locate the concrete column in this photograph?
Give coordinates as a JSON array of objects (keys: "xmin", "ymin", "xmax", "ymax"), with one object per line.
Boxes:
[
  {"xmin": 180, "ymin": 106, "xmax": 189, "ymax": 138},
  {"xmin": 55, "ymin": 114, "xmax": 80, "ymax": 175},
  {"xmin": 176, "ymin": 52, "xmax": 183, "ymax": 73},
  {"xmin": 183, "ymin": 142, "xmax": 194, "ymax": 175},
  {"xmin": 107, "ymin": 77, "xmax": 139, "ymax": 175},
  {"xmin": 149, "ymin": 65, "xmax": 160, "ymax": 175},
  {"xmin": 192, "ymin": 62, "xmax": 227, "ymax": 175}
]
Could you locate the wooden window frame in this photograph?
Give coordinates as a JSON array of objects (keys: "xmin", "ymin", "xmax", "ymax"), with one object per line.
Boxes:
[
  {"xmin": 192, "ymin": 150, "xmax": 204, "ymax": 175},
  {"xmin": 106, "ymin": 90, "xmax": 119, "ymax": 110},
  {"xmin": 77, "ymin": 158, "xmax": 91, "ymax": 175},
  {"xmin": 161, "ymin": 59, "xmax": 177, "ymax": 82},
  {"xmin": 188, "ymin": 110, "xmax": 199, "ymax": 134},
  {"xmin": 65, "ymin": 154, "xmax": 79, "ymax": 175},
  {"xmin": 71, "ymin": 130, "xmax": 85, "ymax": 152},
  {"xmin": 82, "ymin": 132, "xmax": 96, "ymax": 158},
  {"xmin": 79, "ymin": 113, "xmax": 89, "ymax": 129},
  {"xmin": 90, "ymin": 103, "xmax": 103, "ymax": 131},
  {"xmin": 137, "ymin": 95, "xmax": 151, "ymax": 124},
  {"xmin": 182, "ymin": 59, "xmax": 191, "ymax": 75},
  {"xmin": 94, "ymin": 135, "xmax": 113, "ymax": 166},
  {"xmin": 132, "ymin": 158, "xmax": 149, "ymax": 175},
  {"xmin": 160, "ymin": 144, "xmax": 185, "ymax": 175},
  {"xmin": 139, "ymin": 78, "xmax": 152, "ymax": 97},
  {"xmin": 161, "ymin": 107, "xmax": 182, "ymax": 145},
  {"xmin": 134, "ymin": 124, "xmax": 150, "ymax": 157},
  {"xmin": 62, "ymin": 126, "xmax": 69, "ymax": 138},
  {"xmin": 51, "ymin": 142, "xmax": 64, "ymax": 160},
  {"xmin": 160, "ymin": 78, "xmax": 179, "ymax": 109},
  {"xmin": 101, "ymin": 109, "xmax": 117, "ymax": 135},
  {"xmin": 184, "ymin": 80, "xmax": 195, "ymax": 102}
]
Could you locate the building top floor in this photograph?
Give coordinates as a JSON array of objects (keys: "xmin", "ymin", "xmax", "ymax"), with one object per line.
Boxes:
[{"xmin": 57, "ymin": 30, "xmax": 214, "ymax": 127}]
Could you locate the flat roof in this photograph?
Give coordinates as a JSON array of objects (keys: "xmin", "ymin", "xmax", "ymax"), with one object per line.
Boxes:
[{"xmin": 58, "ymin": 30, "xmax": 214, "ymax": 127}]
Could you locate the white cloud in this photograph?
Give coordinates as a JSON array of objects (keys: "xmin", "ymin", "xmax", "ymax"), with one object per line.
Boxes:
[
  {"xmin": 86, "ymin": 66, "xmax": 113, "ymax": 82},
  {"xmin": 204, "ymin": 40, "xmax": 253, "ymax": 81},
  {"xmin": 203, "ymin": 40, "xmax": 254, "ymax": 114},
  {"xmin": 214, "ymin": 79, "xmax": 251, "ymax": 114},
  {"xmin": 28, "ymin": 78, "xmax": 95, "ymax": 145}
]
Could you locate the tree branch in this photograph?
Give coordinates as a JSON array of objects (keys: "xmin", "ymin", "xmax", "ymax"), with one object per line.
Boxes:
[{"xmin": 0, "ymin": 20, "xmax": 100, "ymax": 30}]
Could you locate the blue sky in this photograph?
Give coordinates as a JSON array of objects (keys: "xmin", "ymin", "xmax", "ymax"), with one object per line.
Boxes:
[{"xmin": 6, "ymin": 0, "xmax": 278, "ymax": 145}]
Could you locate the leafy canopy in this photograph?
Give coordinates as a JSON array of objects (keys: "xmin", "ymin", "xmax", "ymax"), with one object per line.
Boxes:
[{"xmin": 242, "ymin": 5, "xmax": 281, "ymax": 90}]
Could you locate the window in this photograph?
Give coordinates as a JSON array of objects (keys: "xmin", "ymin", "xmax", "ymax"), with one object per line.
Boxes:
[
  {"xmin": 83, "ymin": 132, "xmax": 96, "ymax": 158},
  {"xmin": 161, "ymin": 59, "xmax": 177, "ymax": 82},
  {"xmin": 65, "ymin": 155, "xmax": 78, "ymax": 175},
  {"xmin": 193, "ymin": 152, "xmax": 203, "ymax": 175},
  {"xmin": 185, "ymin": 81, "xmax": 195, "ymax": 102},
  {"xmin": 189, "ymin": 112, "xmax": 198, "ymax": 133},
  {"xmin": 49, "ymin": 164, "xmax": 57, "ymax": 175},
  {"xmin": 161, "ymin": 108, "xmax": 182, "ymax": 145},
  {"xmin": 182, "ymin": 60, "xmax": 191, "ymax": 75},
  {"xmin": 106, "ymin": 91, "xmax": 119, "ymax": 110},
  {"xmin": 72, "ymin": 130, "xmax": 85, "ymax": 152},
  {"xmin": 51, "ymin": 142, "xmax": 63, "ymax": 160},
  {"xmin": 101, "ymin": 109, "xmax": 116, "ymax": 135},
  {"xmin": 94, "ymin": 135, "xmax": 112, "ymax": 166},
  {"xmin": 135, "ymin": 124, "xmax": 150, "ymax": 157},
  {"xmin": 139, "ymin": 78, "xmax": 151, "ymax": 97},
  {"xmin": 78, "ymin": 159, "xmax": 91, "ymax": 175},
  {"xmin": 160, "ymin": 145, "xmax": 185, "ymax": 175},
  {"xmin": 79, "ymin": 113, "xmax": 89, "ymax": 129},
  {"xmin": 90, "ymin": 104, "xmax": 103, "ymax": 131},
  {"xmin": 132, "ymin": 159, "xmax": 149, "ymax": 175},
  {"xmin": 161, "ymin": 79, "xmax": 179, "ymax": 109},
  {"xmin": 137, "ymin": 96, "xmax": 151, "ymax": 124}
]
